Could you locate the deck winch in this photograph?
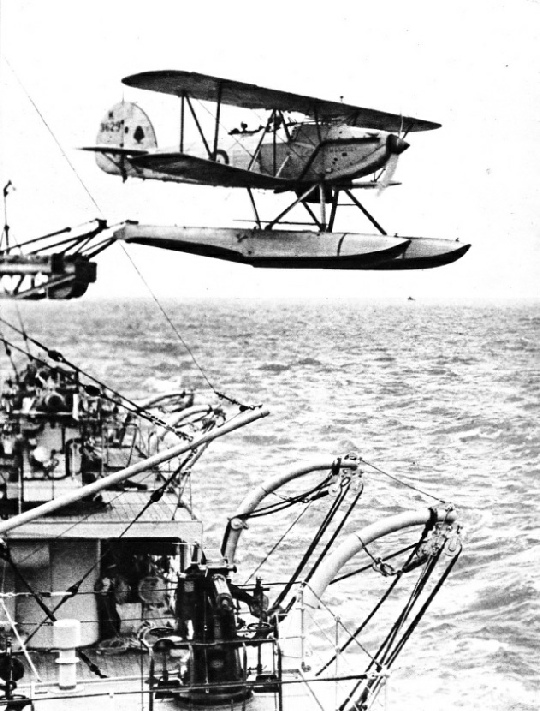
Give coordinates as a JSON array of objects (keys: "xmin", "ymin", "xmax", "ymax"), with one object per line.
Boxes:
[{"xmin": 171, "ymin": 561, "xmax": 254, "ymax": 705}]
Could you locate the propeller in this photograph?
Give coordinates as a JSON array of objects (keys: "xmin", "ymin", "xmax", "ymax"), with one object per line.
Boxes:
[{"xmin": 377, "ymin": 132, "xmax": 409, "ymax": 195}]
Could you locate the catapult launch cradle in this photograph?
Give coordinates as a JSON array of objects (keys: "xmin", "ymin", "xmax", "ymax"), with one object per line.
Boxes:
[{"xmin": 0, "ymin": 216, "xmax": 469, "ymax": 300}]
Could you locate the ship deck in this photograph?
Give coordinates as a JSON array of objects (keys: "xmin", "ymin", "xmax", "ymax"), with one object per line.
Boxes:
[
  {"xmin": 15, "ymin": 649, "xmax": 315, "ymax": 711},
  {"xmin": 4, "ymin": 490, "xmax": 203, "ymax": 542},
  {"xmin": 21, "ymin": 647, "xmax": 150, "ymax": 683}
]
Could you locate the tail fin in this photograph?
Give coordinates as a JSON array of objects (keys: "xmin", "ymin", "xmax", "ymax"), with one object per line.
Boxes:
[{"xmin": 91, "ymin": 101, "xmax": 157, "ymax": 177}]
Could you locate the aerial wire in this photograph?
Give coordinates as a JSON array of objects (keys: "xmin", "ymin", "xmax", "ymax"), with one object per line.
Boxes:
[
  {"xmin": 1, "ymin": 56, "xmax": 251, "ymax": 408},
  {"xmin": 4, "ymin": 58, "xmax": 104, "ymax": 218},
  {"xmin": 113, "ymin": 242, "xmax": 219, "ymax": 395},
  {"xmin": 0, "ymin": 324, "xmax": 203, "ymax": 439},
  {"xmin": 360, "ymin": 456, "xmax": 447, "ymax": 504}
]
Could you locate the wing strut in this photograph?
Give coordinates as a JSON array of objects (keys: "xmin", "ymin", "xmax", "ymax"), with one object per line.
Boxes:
[
  {"xmin": 185, "ymin": 95, "xmax": 212, "ymax": 158},
  {"xmin": 248, "ymin": 121, "xmax": 271, "ymax": 171},
  {"xmin": 246, "ymin": 188, "xmax": 262, "ymax": 229},
  {"xmin": 179, "ymin": 92, "xmax": 186, "ymax": 151},
  {"xmin": 178, "ymin": 88, "xmax": 225, "ymax": 162},
  {"xmin": 319, "ymin": 182, "xmax": 327, "ymax": 231},
  {"xmin": 257, "ymin": 187, "xmax": 391, "ymax": 236},
  {"xmin": 271, "ymin": 110, "xmax": 277, "ymax": 175},
  {"xmin": 278, "ymin": 110, "xmax": 293, "ymax": 142},
  {"xmin": 327, "ymin": 191, "xmax": 340, "ymax": 232},
  {"xmin": 344, "ymin": 190, "xmax": 388, "ymax": 236},
  {"xmin": 264, "ymin": 185, "xmax": 319, "ymax": 230},
  {"xmin": 213, "ymin": 81, "xmax": 223, "ymax": 160},
  {"xmin": 301, "ymin": 201, "xmax": 323, "ymax": 230}
]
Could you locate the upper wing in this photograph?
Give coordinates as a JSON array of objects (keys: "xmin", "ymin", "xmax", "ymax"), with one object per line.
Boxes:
[
  {"xmin": 132, "ymin": 152, "xmax": 293, "ymax": 189},
  {"xmin": 122, "ymin": 70, "xmax": 440, "ymax": 133}
]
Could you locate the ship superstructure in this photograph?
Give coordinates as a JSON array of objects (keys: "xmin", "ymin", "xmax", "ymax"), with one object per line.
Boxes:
[{"xmin": 0, "ymin": 343, "xmax": 461, "ymax": 711}]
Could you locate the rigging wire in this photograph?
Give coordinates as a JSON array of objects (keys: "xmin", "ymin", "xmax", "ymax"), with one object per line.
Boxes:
[
  {"xmin": 114, "ymin": 240, "xmax": 226, "ymax": 401},
  {"xmin": 330, "ymin": 542, "xmax": 418, "ymax": 584},
  {"xmin": 0, "ymin": 368, "xmax": 224, "ymax": 573},
  {"xmin": 360, "ymin": 548, "xmax": 461, "ymax": 708},
  {"xmin": 0, "ymin": 327, "xmax": 194, "ymax": 440},
  {"xmin": 303, "ymin": 578, "xmax": 374, "ymax": 661},
  {"xmin": 336, "ymin": 531, "xmax": 458, "ymax": 711},
  {"xmin": 243, "ymin": 502, "xmax": 312, "ymax": 585},
  {"xmin": 367, "ymin": 543, "xmax": 441, "ymax": 668},
  {"xmin": 0, "ymin": 597, "xmax": 41, "ymax": 680},
  {"xmin": 272, "ymin": 479, "xmax": 350, "ymax": 610},
  {"xmin": 385, "ymin": 543, "xmax": 462, "ymax": 667},
  {"xmin": 304, "ymin": 482, "xmax": 363, "ymax": 585},
  {"xmin": 316, "ymin": 517, "xmax": 436, "ymax": 676},
  {"xmin": 0, "ymin": 329, "xmax": 223, "ymax": 573},
  {"xmin": 17, "ymin": 439, "xmax": 202, "ymax": 650},
  {"xmin": 4, "ymin": 58, "xmax": 104, "ymax": 218},
  {"xmin": 1, "ymin": 57, "xmax": 251, "ymax": 409},
  {"xmin": 360, "ymin": 455, "xmax": 447, "ymax": 504},
  {"xmin": 0, "ymin": 332, "xmax": 19, "ymax": 376},
  {"xmin": 196, "ymin": 99, "xmax": 308, "ymax": 169},
  {"xmin": 5, "ymin": 450, "xmax": 185, "ymax": 571},
  {"xmin": 237, "ymin": 474, "xmax": 332, "ymax": 520},
  {"xmin": 0, "ymin": 61, "xmax": 463, "ymax": 694},
  {"xmin": 0, "ymin": 543, "xmax": 108, "ymax": 679},
  {"xmin": 0, "ymin": 672, "xmax": 389, "ymax": 707}
]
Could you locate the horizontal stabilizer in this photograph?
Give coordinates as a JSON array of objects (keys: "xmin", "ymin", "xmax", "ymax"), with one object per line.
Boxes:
[
  {"xmin": 81, "ymin": 145, "xmax": 149, "ymax": 156},
  {"xmin": 348, "ymin": 180, "xmax": 401, "ymax": 190}
]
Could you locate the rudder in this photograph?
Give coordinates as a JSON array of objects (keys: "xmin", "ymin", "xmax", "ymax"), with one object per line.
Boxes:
[{"xmin": 94, "ymin": 101, "xmax": 157, "ymax": 177}]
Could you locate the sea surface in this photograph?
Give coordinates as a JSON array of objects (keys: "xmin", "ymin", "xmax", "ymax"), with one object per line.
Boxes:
[{"xmin": 1, "ymin": 297, "xmax": 538, "ymax": 711}]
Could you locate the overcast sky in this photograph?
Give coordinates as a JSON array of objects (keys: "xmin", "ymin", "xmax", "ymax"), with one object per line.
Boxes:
[{"xmin": 0, "ymin": 0, "xmax": 539, "ymax": 299}]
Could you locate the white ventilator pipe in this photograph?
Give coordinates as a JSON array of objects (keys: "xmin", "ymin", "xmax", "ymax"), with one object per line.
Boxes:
[
  {"xmin": 165, "ymin": 405, "xmax": 212, "ymax": 425},
  {"xmin": 222, "ymin": 457, "xmax": 358, "ymax": 563},
  {"xmin": 279, "ymin": 507, "xmax": 458, "ymax": 662},
  {"xmin": 0, "ymin": 407, "xmax": 269, "ymax": 536},
  {"xmin": 304, "ymin": 507, "xmax": 457, "ymax": 610},
  {"xmin": 135, "ymin": 390, "xmax": 193, "ymax": 409}
]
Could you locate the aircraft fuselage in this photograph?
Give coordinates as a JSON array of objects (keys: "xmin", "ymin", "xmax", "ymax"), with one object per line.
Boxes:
[
  {"xmin": 89, "ymin": 102, "xmax": 406, "ymax": 188},
  {"xmin": 228, "ymin": 124, "xmax": 406, "ymax": 184}
]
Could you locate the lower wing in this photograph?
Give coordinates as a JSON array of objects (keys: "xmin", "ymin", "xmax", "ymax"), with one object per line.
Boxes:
[{"xmin": 131, "ymin": 152, "xmax": 294, "ymax": 190}]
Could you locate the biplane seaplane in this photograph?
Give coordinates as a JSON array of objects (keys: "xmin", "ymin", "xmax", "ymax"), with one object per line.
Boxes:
[{"xmin": 84, "ymin": 70, "xmax": 470, "ymax": 270}]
